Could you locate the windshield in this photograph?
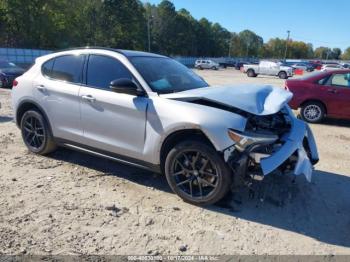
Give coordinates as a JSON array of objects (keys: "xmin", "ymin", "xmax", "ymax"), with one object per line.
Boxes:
[
  {"xmin": 130, "ymin": 57, "xmax": 208, "ymax": 94},
  {"xmin": 0, "ymin": 61, "xmax": 17, "ymax": 69}
]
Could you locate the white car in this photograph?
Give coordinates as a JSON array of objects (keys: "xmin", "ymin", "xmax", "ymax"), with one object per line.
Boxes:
[
  {"xmin": 11, "ymin": 47, "xmax": 319, "ymax": 205},
  {"xmin": 243, "ymin": 61, "xmax": 293, "ymax": 79},
  {"xmin": 194, "ymin": 59, "xmax": 219, "ymax": 70},
  {"xmin": 321, "ymin": 64, "xmax": 343, "ymax": 71}
]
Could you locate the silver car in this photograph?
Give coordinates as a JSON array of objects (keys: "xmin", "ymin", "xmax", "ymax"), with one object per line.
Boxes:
[
  {"xmin": 12, "ymin": 47, "xmax": 319, "ymax": 205},
  {"xmin": 195, "ymin": 59, "xmax": 219, "ymax": 70}
]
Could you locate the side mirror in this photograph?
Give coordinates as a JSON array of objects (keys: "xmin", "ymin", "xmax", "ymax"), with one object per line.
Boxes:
[{"xmin": 109, "ymin": 78, "xmax": 144, "ymax": 96}]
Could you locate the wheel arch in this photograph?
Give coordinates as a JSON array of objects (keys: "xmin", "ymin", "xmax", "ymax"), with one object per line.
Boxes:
[
  {"xmin": 16, "ymin": 100, "xmax": 53, "ymax": 131},
  {"xmin": 159, "ymin": 129, "xmax": 216, "ymax": 173},
  {"xmin": 278, "ymin": 70, "xmax": 287, "ymax": 76}
]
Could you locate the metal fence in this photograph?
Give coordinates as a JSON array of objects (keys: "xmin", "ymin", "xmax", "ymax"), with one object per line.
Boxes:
[
  {"xmin": 1, "ymin": 47, "xmax": 347, "ymax": 68},
  {"xmin": 0, "ymin": 47, "xmax": 259, "ymax": 68},
  {"xmin": 0, "ymin": 48, "xmax": 52, "ymax": 67}
]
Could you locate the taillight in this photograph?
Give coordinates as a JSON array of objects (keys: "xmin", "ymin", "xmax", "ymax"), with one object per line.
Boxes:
[{"xmin": 12, "ymin": 79, "xmax": 18, "ymax": 87}]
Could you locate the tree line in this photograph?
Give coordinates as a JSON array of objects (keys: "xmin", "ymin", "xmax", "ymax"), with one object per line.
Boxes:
[{"xmin": 1, "ymin": 0, "xmax": 349, "ymax": 60}]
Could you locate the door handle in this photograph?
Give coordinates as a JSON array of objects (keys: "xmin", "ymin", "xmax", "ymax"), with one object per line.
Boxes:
[
  {"xmin": 327, "ymin": 89, "xmax": 338, "ymax": 94},
  {"xmin": 36, "ymin": 84, "xmax": 46, "ymax": 92},
  {"xmin": 81, "ymin": 95, "xmax": 96, "ymax": 102}
]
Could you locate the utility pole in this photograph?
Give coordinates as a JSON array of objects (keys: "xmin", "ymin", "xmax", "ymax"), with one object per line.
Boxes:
[
  {"xmin": 147, "ymin": 14, "xmax": 153, "ymax": 52},
  {"xmin": 246, "ymin": 41, "xmax": 250, "ymax": 58},
  {"xmin": 284, "ymin": 30, "xmax": 290, "ymax": 61}
]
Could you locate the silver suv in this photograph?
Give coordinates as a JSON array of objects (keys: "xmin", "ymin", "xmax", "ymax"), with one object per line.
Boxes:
[
  {"xmin": 194, "ymin": 59, "xmax": 219, "ymax": 70},
  {"xmin": 12, "ymin": 47, "xmax": 319, "ymax": 205}
]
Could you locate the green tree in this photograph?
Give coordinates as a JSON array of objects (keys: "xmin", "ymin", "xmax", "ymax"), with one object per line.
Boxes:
[
  {"xmin": 238, "ymin": 30, "xmax": 263, "ymax": 57},
  {"xmin": 314, "ymin": 47, "xmax": 332, "ymax": 59},
  {"xmin": 331, "ymin": 48, "xmax": 342, "ymax": 60},
  {"xmin": 342, "ymin": 47, "xmax": 350, "ymax": 60}
]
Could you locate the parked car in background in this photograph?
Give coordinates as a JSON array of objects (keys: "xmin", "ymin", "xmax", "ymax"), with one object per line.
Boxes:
[
  {"xmin": 291, "ymin": 63, "xmax": 314, "ymax": 72},
  {"xmin": 194, "ymin": 59, "xmax": 219, "ymax": 70},
  {"xmin": 321, "ymin": 64, "xmax": 343, "ymax": 71},
  {"xmin": 11, "ymin": 47, "xmax": 319, "ymax": 205},
  {"xmin": 235, "ymin": 61, "xmax": 253, "ymax": 70},
  {"xmin": 286, "ymin": 69, "xmax": 350, "ymax": 122},
  {"xmin": 309, "ymin": 61, "xmax": 323, "ymax": 70},
  {"xmin": 0, "ymin": 60, "xmax": 25, "ymax": 88},
  {"xmin": 218, "ymin": 60, "xmax": 236, "ymax": 68},
  {"xmin": 243, "ymin": 60, "xmax": 293, "ymax": 79}
]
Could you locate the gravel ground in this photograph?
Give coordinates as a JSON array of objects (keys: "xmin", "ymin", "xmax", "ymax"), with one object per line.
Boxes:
[{"xmin": 0, "ymin": 68, "xmax": 349, "ymax": 255}]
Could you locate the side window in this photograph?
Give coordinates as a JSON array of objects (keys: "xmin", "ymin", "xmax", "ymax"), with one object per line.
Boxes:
[
  {"xmin": 42, "ymin": 59, "xmax": 54, "ymax": 78},
  {"xmin": 86, "ymin": 55, "xmax": 133, "ymax": 89},
  {"xmin": 50, "ymin": 55, "xmax": 84, "ymax": 83},
  {"xmin": 330, "ymin": 74, "xmax": 350, "ymax": 88},
  {"xmin": 317, "ymin": 75, "xmax": 330, "ymax": 85}
]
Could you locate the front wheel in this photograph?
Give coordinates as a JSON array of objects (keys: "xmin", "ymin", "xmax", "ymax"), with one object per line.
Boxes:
[
  {"xmin": 164, "ymin": 140, "xmax": 232, "ymax": 205},
  {"xmin": 300, "ymin": 102, "xmax": 325, "ymax": 123},
  {"xmin": 20, "ymin": 110, "xmax": 57, "ymax": 155}
]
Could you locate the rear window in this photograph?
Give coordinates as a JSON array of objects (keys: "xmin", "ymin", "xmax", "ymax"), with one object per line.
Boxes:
[
  {"xmin": 42, "ymin": 55, "xmax": 85, "ymax": 83},
  {"xmin": 42, "ymin": 59, "xmax": 54, "ymax": 77}
]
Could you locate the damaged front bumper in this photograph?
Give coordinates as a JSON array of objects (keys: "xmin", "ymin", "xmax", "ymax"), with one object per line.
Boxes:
[
  {"xmin": 225, "ymin": 109, "xmax": 319, "ymax": 182},
  {"xmin": 259, "ymin": 118, "xmax": 318, "ymax": 181}
]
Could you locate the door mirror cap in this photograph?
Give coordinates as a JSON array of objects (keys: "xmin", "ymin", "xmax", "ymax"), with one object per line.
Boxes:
[{"xmin": 109, "ymin": 78, "xmax": 144, "ymax": 96}]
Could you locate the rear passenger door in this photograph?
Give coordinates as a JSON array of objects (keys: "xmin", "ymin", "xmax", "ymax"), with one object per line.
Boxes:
[
  {"xmin": 35, "ymin": 54, "xmax": 85, "ymax": 142},
  {"xmin": 79, "ymin": 54, "xmax": 148, "ymax": 160}
]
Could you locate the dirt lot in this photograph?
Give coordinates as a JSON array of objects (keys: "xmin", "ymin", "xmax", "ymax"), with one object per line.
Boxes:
[{"xmin": 0, "ymin": 69, "xmax": 350, "ymax": 255}]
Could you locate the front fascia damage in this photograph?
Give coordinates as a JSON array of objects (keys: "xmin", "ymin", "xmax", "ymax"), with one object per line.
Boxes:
[
  {"xmin": 162, "ymin": 84, "xmax": 319, "ymax": 182},
  {"xmin": 225, "ymin": 107, "xmax": 319, "ymax": 182}
]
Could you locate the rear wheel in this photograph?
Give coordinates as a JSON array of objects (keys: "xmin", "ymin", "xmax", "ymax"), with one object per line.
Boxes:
[
  {"xmin": 300, "ymin": 101, "xmax": 325, "ymax": 123},
  {"xmin": 20, "ymin": 110, "xmax": 57, "ymax": 154},
  {"xmin": 247, "ymin": 69, "xmax": 256, "ymax": 77},
  {"xmin": 278, "ymin": 71, "xmax": 288, "ymax": 79},
  {"xmin": 164, "ymin": 140, "xmax": 232, "ymax": 205}
]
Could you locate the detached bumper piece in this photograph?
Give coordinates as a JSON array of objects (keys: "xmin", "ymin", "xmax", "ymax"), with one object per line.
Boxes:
[{"xmin": 259, "ymin": 118, "xmax": 318, "ymax": 182}]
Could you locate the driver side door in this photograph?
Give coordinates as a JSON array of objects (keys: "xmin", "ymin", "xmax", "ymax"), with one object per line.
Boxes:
[{"xmin": 79, "ymin": 54, "xmax": 149, "ymax": 160}]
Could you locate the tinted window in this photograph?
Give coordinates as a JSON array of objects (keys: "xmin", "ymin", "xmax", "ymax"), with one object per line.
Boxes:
[
  {"xmin": 317, "ymin": 76, "xmax": 330, "ymax": 85},
  {"xmin": 87, "ymin": 55, "xmax": 133, "ymax": 89},
  {"xmin": 42, "ymin": 59, "xmax": 54, "ymax": 77},
  {"xmin": 330, "ymin": 73, "xmax": 350, "ymax": 88},
  {"xmin": 51, "ymin": 55, "xmax": 84, "ymax": 83}
]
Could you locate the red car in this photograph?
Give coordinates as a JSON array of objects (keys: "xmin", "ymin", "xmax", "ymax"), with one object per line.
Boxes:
[{"xmin": 286, "ymin": 69, "xmax": 350, "ymax": 123}]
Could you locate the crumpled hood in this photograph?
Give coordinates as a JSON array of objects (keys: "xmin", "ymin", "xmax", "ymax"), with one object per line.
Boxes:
[{"xmin": 161, "ymin": 85, "xmax": 293, "ymax": 115}]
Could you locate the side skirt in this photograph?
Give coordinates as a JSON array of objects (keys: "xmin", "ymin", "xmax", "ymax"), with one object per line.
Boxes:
[{"xmin": 55, "ymin": 138, "xmax": 161, "ymax": 173}]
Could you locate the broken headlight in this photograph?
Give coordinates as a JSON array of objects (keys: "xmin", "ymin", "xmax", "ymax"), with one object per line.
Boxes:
[{"xmin": 228, "ymin": 129, "xmax": 278, "ymax": 152}]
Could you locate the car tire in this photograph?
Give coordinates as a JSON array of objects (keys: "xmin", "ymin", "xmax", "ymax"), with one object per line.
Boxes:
[
  {"xmin": 20, "ymin": 110, "xmax": 57, "ymax": 155},
  {"xmin": 211, "ymin": 66, "xmax": 218, "ymax": 70},
  {"xmin": 247, "ymin": 69, "xmax": 256, "ymax": 77},
  {"xmin": 164, "ymin": 140, "xmax": 232, "ymax": 205},
  {"xmin": 278, "ymin": 71, "xmax": 288, "ymax": 79},
  {"xmin": 300, "ymin": 101, "xmax": 325, "ymax": 123}
]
